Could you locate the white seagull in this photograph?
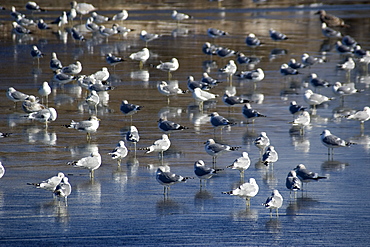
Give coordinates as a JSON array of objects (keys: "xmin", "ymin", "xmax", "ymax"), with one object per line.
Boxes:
[
  {"xmin": 227, "ymin": 152, "xmax": 250, "ymax": 178},
  {"xmin": 54, "ymin": 177, "xmax": 72, "ymax": 206},
  {"xmin": 254, "ymin": 132, "xmax": 270, "ymax": 159},
  {"xmin": 156, "ymin": 166, "xmax": 192, "ymax": 195},
  {"xmin": 222, "ymin": 178, "xmax": 259, "ymax": 207},
  {"xmin": 64, "ymin": 116, "xmax": 100, "ymax": 140},
  {"xmin": 27, "ymin": 172, "xmax": 65, "ymax": 194},
  {"xmin": 262, "ymin": 189, "xmax": 283, "ymax": 217},
  {"xmin": 108, "ymin": 140, "xmax": 128, "ymax": 166},
  {"xmin": 320, "ymin": 129, "xmax": 355, "ymax": 156},
  {"xmin": 67, "ymin": 151, "xmax": 102, "ymax": 178}
]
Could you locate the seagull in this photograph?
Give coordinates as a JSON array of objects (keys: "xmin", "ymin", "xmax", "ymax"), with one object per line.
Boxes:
[
  {"xmin": 52, "ymin": 71, "xmax": 76, "ymax": 85},
  {"xmin": 109, "ymin": 140, "xmax": 128, "ymax": 166},
  {"xmin": 187, "ymin": 75, "xmax": 210, "ymax": 92},
  {"xmin": 192, "ymin": 87, "xmax": 218, "ymax": 111},
  {"xmin": 37, "ymin": 19, "xmax": 50, "ymax": 30},
  {"xmin": 12, "ymin": 21, "xmax": 32, "ymax": 35},
  {"xmin": 67, "ymin": 8, "xmax": 77, "ymax": 23},
  {"xmin": 51, "ymin": 11, "xmax": 68, "ymax": 27},
  {"xmin": 106, "ymin": 53, "xmax": 124, "ymax": 68},
  {"xmin": 31, "ymin": 45, "xmax": 44, "ymax": 64},
  {"xmin": 85, "ymin": 90, "xmax": 99, "ymax": 114},
  {"xmin": 304, "ymin": 89, "xmax": 333, "ymax": 109},
  {"xmin": 67, "ymin": 151, "xmax": 102, "ymax": 178},
  {"xmin": 216, "ymin": 46, "xmax": 237, "ymax": 58},
  {"xmin": 201, "ymin": 72, "xmax": 220, "ymax": 88},
  {"xmin": 64, "ymin": 116, "xmax": 100, "ymax": 140},
  {"xmin": 342, "ymin": 35, "xmax": 357, "ymax": 48},
  {"xmin": 202, "ymin": 42, "xmax": 218, "ymax": 56},
  {"xmin": 294, "ymin": 164, "xmax": 327, "ymax": 184},
  {"xmin": 242, "ymin": 103, "xmax": 266, "ymax": 124},
  {"xmin": 120, "ymin": 100, "xmax": 142, "ymax": 117},
  {"xmin": 269, "ymin": 28, "xmax": 288, "ymax": 41},
  {"xmin": 262, "ymin": 189, "xmax": 283, "ymax": 217},
  {"xmin": 262, "ymin": 145, "xmax": 278, "ymax": 167},
  {"xmin": 227, "ymin": 152, "xmax": 250, "ymax": 178},
  {"xmin": 54, "ymin": 177, "xmax": 72, "ymax": 206},
  {"xmin": 236, "ymin": 53, "xmax": 252, "ymax": 66},
  {"xmin": 50, "ymin": 52, "xmax": 63, "ymax": 72},
  {"xmin": 288, "ymin": 58, "xmax": 305, "ymax": 69},
  {"xmin": 141, "ymin": 134, "xmax": 171, "ymax": 158},
  {"xmin": 207, "ymin": 27, "xmax": 228, "ymax": 38},
  {"xmin": 315, "ymin": 9, "xmax": 349, "ymax": 28},
  {"xmin": 158, "ymin": 118, "xmax": 188, "ymax": 134},
  {"xmin": 157, "ymin": 81, "xmax": 185, "ymax": 104},
  {"xmin": 21, "ymin": 95, "xmax": 45, "ymax": 113},
  {"xmin": 91, "ymin": 67, "xmax": 110, "ymax": 81},
  {"xmin": 280, "ymin": 64, "xmax": 299, "ymax": 76},
  {"xmin": 289, "ymin": 101, "xmax": 306, "ymax": 116},
  {"xmin": 91, "ymin": 11, "xmax": 110, "ymax": 23},
  {"xmin": 156, "ymin": 166, "xmax": 192, "ymax": 195},
  {"xmin": 156, "ymin": 58, "xmax": 179, "ymax": 79},
  {"xmin": 245, "ymin": 33, "xmax": 262, "ymax": 48},
  {"xmin": 345, "ymin": 106, "xmax": 370, "ymax": 128},
  {"xmin": 71, "ymin": 1, "xmax": 97, "ymax": 16},
  {"xmin": 219, "ymin": 60, "xmax": 237, "ymax": 81},
  {"xmin": 126, "ymin": 125, "xmax": 140, "ymax": 152},
  {"xmin": 222, "ymin": 178, "xmax": 259, "ymax": 207},
  {"xmin": 237, "ymin": 68, "xmax": 264, "ymax": 83},
  {"xmin": 309, "ymin": 73, "xmax": 331, "ymax": 90},
  {"xmin": 290, "ymin": 110, "xmax": 310, "ymax": 133},
  {"xmin": 209, "ymin": 112, "xmax": 235, "ymax": 131},
  {"xmin": 27, "ymin": 107, "xmax": 57, "ymax": 127},
  {"xmin": 26, "ymin": 1, "xmax": 44, "ymax": 11},
  {"xmin": 98, "ymin": 25, "xmax": 117, "ymax": 39},
  {"xmin": 194, "ymin": 160, "xmax": 221, "ymax": 186},
  {"xmin": 332, "ymin": 82, "xmax": 360, "ymax": 97},
  {"xmin": 140, "ymin": 30, "xmax": 159, "ymax": 46},
  {"xmin": 61, "ymin": 61, "xmax": 82, "ymax": 75},
  {"xmin": 0, "ymin": 162, "xmax": 5, "ymax": 179},
  {"xmin": 320, "ymin": 129, "xmax": 355, "ymax": 156},
  {"xmin": 204, "ymin": 138, "xmax": 240, "ymax": 164},
  {"xmin": 172, "ymin": 10, "xmax": 192, "ymax": 23},
  {"xmin": 0, "ymin": 133, "xmax": 11, "ymax": 138},
  {"xmin": 71, "ymin": 27, "xmax": 85, "ymax": 41},
  {"xmin": 335, "ymin": 41, "xmax": 353, "ymax": 54},
  {"xmin": 6, "ymin": 87, "xmax": 30, "ymax": 107},
  {"xmin": 129, "ymin": 48, "xmax": 150, "ymax": 69},
  {"xmin": 254, "ymin": 132, "xmax": 270, "ymax": 159},
  {"xmin": 286, "ymin": 170, "xmax": 302, "ymax": 196},
  {"xmin": 336, "ymin": 57, "xmax": 355, "ymax": 73},
  {"xmin": 222, "ymin": 92, "xmax": 250, "ymax": 108},
  {"xmin": 301, "ymin": 53, "xmax": 324, "ymax": 68},
  {"xmin": 85, "ymin": 17, "xmax": 99, "ymax": 32},
  {"xmin": 112, "ymin": 10, "xmax": 128, "ymax": 21},
  {"xmin": 321, "ymin": 23, "xmax": 342, "ymax": 38},
  {"xmin": 27, "ymin": 172, "xmax": 65, "ymax": 193}
]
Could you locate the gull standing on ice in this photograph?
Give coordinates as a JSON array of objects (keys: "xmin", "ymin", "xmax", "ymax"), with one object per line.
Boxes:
[
  {"xmin": 7, "ymin": 87, "xmax": 30, "ymax": 107},
  {"xmin": 27, "ymin": 107, "xmax": 57, "ymax": 128},
  {"xmin": 157, "ymin": 81, "xmax": 185, "ymax": 104},
  {"xmin": 321, "ymin": 23, "xmax": 342, "ymax": 38},
  {"xmin": 21, "ymin": 95, "xmax": 45, "ymax": 113},
  {"xmin": 120, "ymin": 100, "xmax": 142, "ymax": 118},
  {"xmin": 262, "ymin": 189, "xmax": 283, "ymax": 217},
  {"xmin": 108, "ymin": 140, "xmax": 128, "ymax": 166},
  {"xmin": 222, "ymin": 178, "xmax": 259, "ymax": 207},
  {"xmin": 27, "ymin": 172, "xmax": 65, "ymax": 194},
  {"xmin": 140, "ymin": 30, "xmax": 159, "ymax": 47},
  {"xmin": 245, "ymin": 33, "xmax": 262, "ymax": 48},
  {"xmin": 290, "ymin": 110, "xmax": 310, "ymax": 134},
  {"xmin": 345, "ymin": 106, "xmax": 370, "ymax": 129},
  {"xmin": 129, "ymin": 47, "xmax": 150, "ymax": 69},
  {"xmin": 320, "ymin": 129, "xmax": 355, "ymax": 156},
  {"xmin": 156, "ymin": 58, "xmax": 179, "ymax": 80},
  {"xmin": 254, "ymin": 132, "xmax": 270, "ymax": 159},
  {"xmin": 207, "ymin": 27, "xmax": 228, "ymax": 39},
  {"xmin": 141, "ymin": 134, "xmax": 171, "ymax": 158},
  {"xmin": 262, "ymin": 145, "xmax": 278, "ymax": 167},
  {"xmin": 172, "ymin": 10, "xmax": 192, "ymax": 23},
  {"xmin": 194, "ymin": 160, "xmax": 221, "ymax": 186},
  {"xmin": 204, "ymin": 138, "xmax": 240, "ymax": 164},
  {"xmin": 269, "ymin": 28, "xmax": 288, "ymax": 41},
  {"xmin": 286, "ymin": 170, "xmax": 302, "ymax": 196},
  {"xmin": 289, "ymin": 101, "xmax": 306, "ymax": 117},
  {"xmin": 219, "ymin": 60, "xmax": 237, "ymax": 83},
  {"xmin": 50, "ymin": 52, "xmax": 63, "ymax": 72},
  {"xmin": 64, "ymin": 116, "xmax": 100, "ymax": 140},
  {"xmin": 112, "ymin": 10, "xmax": 128, "ymax": 22},
  {"xmin": 242, "ymin": 103, "xmax": 266, "ymax": 124},
  {"xmin": 210, "ymin": 112, "xmax": 235, "ymax": 132},
  {"xmin": 294, "ymin": 164, "xmax": 327, "ymax": 189},
  {"xmin": 126, "ymin": 125, "xmax": 140, "ymax": 153},
  {"xmin": 192, "ymin": 87, "xmax": 218, "ymax": 111},
  {"xmin": 67, "ymin": 151, "xmax": 102, "ymax": 178},
  {"xmin": 61, "ymin": 61, "xmax": 82, "ymax": 75},
  {"xmin": 304, "ymin": 89, "xmax": 333, "ymax": 110},
  {"xmin": 156, "ymin": 166, "xmax": 192, "ymax": 195},
  {"xmin": 158, "ymin": 118, "xmax": 188, "ymax": 134},
  {"xmin": 315, "ymin": 10, "xmax": 349, "ymax": 28},
  {"xmin": 237, "ymin": 68, "xmax": 264, "ymax": 83},
  {"xmin": 54, "ymin": 177, "xmax": 72, "ymax": 206},
  {"xmin": 227, "ymin": 152, "xmax": 250, "ymax": 178},
  {"xmin": 38, "ymin": 81, "xmax": 51, "ymax": 106}
]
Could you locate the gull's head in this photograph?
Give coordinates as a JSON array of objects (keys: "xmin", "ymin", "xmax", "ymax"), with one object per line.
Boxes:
[
  {"xmin": 281, "ymin": 63, "xmax": 289, "ymax": 69},
  {"xmin": 290, "ymin": 101, "xmax": 297, "ymax": 106},
  {"xmin": 248, "ymin": 178, "xmax": 256, "ymax": 184},
  {"xmin": 248, "ymin": 33, "xmax": 256, "ymax": 38},
  {"xmin": 242, "ymin": 152, "xmax": 249, "ymax": 158},
  {"xmin": 195, "ymin": 160, "xmax": 205, "ymax": 168},
  {"xmin": 140, "ymin": 30, "xmax": 147, "ymax": 35},
  {"xmin": 321, "ymin": 129, "xmax": 331, "ymax": 136},
  {"xmin": 305, "ymin": 89, "xmax": 313, "ymax": 96},
  {"xmin": 209, "ymin": 112, "xmax": 219, "ymax": 117},
  {"xmin": 205, "ymin": 139, "xmax": 215, "ymax": 145},
  {"xmin": 295, "ymin": 164, "xmax": 306, "ymax": 170},
  {"xmin": 58, "ymin": 172, "xmax": 65, "ymax": 179}
]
